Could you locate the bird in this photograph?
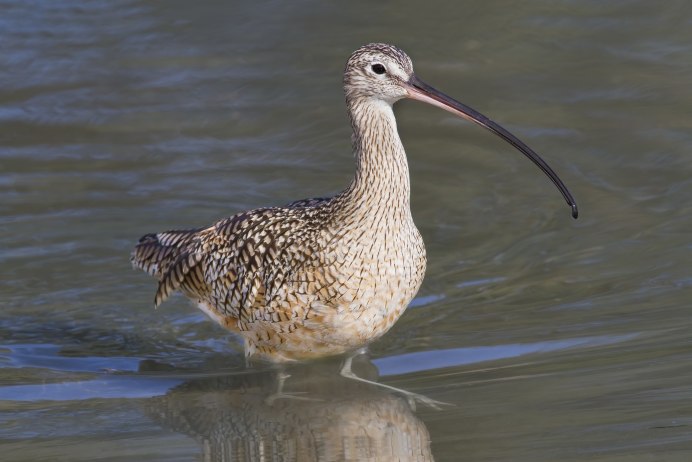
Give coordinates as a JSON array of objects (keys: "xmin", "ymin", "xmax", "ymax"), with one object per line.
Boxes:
[{"xmin": 132, "ymin": 43, "xmax": 578, "ymax": 364}]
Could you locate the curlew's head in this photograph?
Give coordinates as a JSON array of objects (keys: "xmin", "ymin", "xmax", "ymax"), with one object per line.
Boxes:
[
  {"xmin": 344, "ymin": 43, "xmax": 578, "ymax": 219},
  {"xmin": 344, "ymin": 43, "xmax": 414, "ymax": 103}
]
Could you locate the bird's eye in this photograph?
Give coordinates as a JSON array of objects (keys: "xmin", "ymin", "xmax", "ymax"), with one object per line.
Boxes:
[{"xmin": 371, "ymin": 64, "xmax": 386, "ymax": 75}]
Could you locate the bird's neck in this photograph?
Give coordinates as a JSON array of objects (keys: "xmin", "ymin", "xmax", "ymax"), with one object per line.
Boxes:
[{"xmin": 343, "ymin": 98, "xmax": 411, "ymax": 214}]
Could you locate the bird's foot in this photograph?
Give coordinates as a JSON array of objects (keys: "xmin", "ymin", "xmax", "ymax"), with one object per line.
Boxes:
[
  {"xmin": 339, "ymin": 355, "xmax": 451, "ymax": 411},
  {"xmin": 264, "ymin": 372, "xmax": 322, "ymax": 406}
]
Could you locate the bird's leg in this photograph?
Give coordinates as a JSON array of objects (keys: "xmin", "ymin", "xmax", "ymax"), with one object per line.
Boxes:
[
  {"xmin": 264, "ymin": 368, "xmax": 321, "ymax": 406},
  {"xmin": 339, "ymin": 349, "xmax": 450, "ymax": 411}
]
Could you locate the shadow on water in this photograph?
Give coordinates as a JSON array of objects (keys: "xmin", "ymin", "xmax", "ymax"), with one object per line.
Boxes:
[
  {"xmin": 0, "ymin": 338, "xmax": 438, "ymax": 460},
  {"xmin": 141, "ymin": 357, "xmax": 433, "ymax": 461}
]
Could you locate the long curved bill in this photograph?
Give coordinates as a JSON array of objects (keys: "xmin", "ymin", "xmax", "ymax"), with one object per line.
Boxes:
[{"xmin": 404, "ymin": 74, "xmax": 578, "ymax": 219}]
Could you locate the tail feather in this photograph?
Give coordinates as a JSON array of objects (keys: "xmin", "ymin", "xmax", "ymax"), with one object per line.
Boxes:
[
  {"xmin": 154, "ymin": 251, "xmax": 203, "ymax": 307},
  {"xmin": 131, "ymin": 228, "xmax": 203, "ymax": 306}
]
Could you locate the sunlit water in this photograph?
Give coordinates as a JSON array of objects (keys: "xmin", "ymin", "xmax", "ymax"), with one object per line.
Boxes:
[{"xmin": 2, "ymin": 1, "xmax": 691, "ymax": 461}]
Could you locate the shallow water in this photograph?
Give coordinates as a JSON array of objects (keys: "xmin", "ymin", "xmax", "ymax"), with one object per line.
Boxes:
[{"xmin": 2, "ymin": 1, "xmax": 692, "ymax": 460}]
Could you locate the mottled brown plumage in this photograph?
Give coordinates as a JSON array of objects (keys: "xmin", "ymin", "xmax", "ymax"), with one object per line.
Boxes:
[{"xmin": 132, "ymin": 43, "xmax": 577, "ymax": 362}]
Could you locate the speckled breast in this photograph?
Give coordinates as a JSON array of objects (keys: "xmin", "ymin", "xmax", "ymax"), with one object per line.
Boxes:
[{"xmin": 245, "ymin": 215, "xmax": 427, "ymax": 361}]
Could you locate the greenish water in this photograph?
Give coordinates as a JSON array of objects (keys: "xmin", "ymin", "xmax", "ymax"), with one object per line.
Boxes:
[{"xmin": 2, "ymin": 1, "xmax": 691, "ymax": 460}]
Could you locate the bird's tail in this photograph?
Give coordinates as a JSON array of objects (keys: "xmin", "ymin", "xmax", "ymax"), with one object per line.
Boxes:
[{"xmin": 131, "ymin": 228, "xmax": 203, "ymax": 307}]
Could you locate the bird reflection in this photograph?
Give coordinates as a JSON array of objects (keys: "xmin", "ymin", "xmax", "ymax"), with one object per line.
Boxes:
[{"xmin": 143, "ymin": 356, "xmax": 433, "ymax": 461}]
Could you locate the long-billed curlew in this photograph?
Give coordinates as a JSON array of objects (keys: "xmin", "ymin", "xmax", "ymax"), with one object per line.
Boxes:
[{"xmin": 132, "ymin": 43, "xmax": 577, "ymax": 363}]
